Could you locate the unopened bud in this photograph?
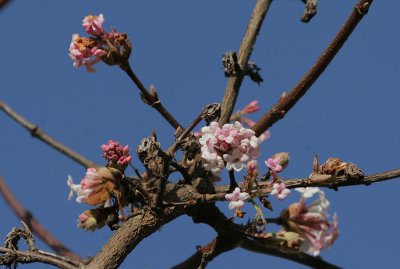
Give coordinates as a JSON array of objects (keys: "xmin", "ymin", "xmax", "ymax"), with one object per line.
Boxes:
[
  {"xmin": 149, "ymin": 84, "xmax": 159, "ymax": 101},
  {"xmin": 78, "ymin": 209, "xmax": 107, "ymax": 231}
]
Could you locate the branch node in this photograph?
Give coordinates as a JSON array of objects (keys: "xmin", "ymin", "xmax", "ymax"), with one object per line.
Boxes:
[{"xmin": 30, "ymin": 125, "xmax": 39, "ymax": 137}]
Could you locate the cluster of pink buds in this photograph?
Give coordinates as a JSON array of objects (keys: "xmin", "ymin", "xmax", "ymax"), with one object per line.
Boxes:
[
  {"xmin": 67, "ymin": 167, "xmax": 102, "ymax": 204},
  {"xmin": 101, "ymin": 140, "xmax": 132, "ymax": 167},
  {"xmin": 241, "ymin": 100, "xmax": 260, "ymax": 115},
  {"xmin": 281, "ymin": 187, "xmax": 339, "ymax": 256},
  {"xmin": 199, "ymin": 121, "xmax": 260, "ymax": 175},
  {"xmin": 69, "ymin": 14, "xmax": 131, "ymax": 72}
]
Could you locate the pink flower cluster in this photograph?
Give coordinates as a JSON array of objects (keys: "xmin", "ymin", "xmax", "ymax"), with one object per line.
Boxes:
[
  {"xmin": 69, "ymin": 34, "xmax": 107, "ymax": 71},
  {"xmin": 225, "ymin": 187, "xmax": 250, "ymax": 210},
  {"xmin": 69, "ymin": 14, "xmax": 108, "ymax": 71},
  {"xmin": 67, "ymin": 168, "xmax": 102, "ymax": 203},
  {"xmin": 199, "ymin": 121, "xmax": 260, "ymax": 175},
  {"xmin": 287, "ymin": 188, "xmax": 339, "ymax": 256},
  {"xmin": 101, "ymin": 140, "xmax": 132, "ymax": 167}
]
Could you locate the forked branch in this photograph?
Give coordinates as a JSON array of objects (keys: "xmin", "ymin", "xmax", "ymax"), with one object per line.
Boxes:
[
  {"xmin": 121, "ymin": 64, "xmax": 183, "ymax": 129},
  {"xmin": 252, "ymin": 0, "xmax": 373, "ymax": 136}
]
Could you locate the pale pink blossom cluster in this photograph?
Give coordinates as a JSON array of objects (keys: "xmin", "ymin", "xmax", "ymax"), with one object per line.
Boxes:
[
  {"xmin": 286, "ymin": 187, "xmax": 339, "ymax": 256},
  {"xmin": 101, "ymin": 140, "xmax": 132, "ymax": 167},
  {"xmin": 67, "ymin": 168, "xmax": 102, "ymax": 203},
  {"xmin": 225, "ymin": 187, "xmax": 250, "ymax": 210},
  {"xmin": 69, "ymin": 14, "xmax": 108, "ymax": 71},
  {"xmin": 199, "ymin": 121, "xmax": 260, "ymax": 174},
  {"xmin": 271, "ymin": 182, "xmax": 291, "ymax": 200}
]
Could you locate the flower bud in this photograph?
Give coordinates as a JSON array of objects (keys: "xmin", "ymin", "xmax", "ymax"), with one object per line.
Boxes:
[
  {"xmin": 241, "ymin": 100, "xmax": 260, "ymax": 114},
  {"xmin": 78, "ymin": 209, "xmax": 107, "ymax": 231}
]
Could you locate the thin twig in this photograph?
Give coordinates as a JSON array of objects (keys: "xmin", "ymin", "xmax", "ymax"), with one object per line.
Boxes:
[
  {"xmin": 252, "ymin": 0, "xmax": 373, "ymax": 136},
  {"xmin": 283, "ymin": 168, "xmax": 400, "ymax": 189},
  {"xmin": 0, "ymin": 101, "xmax": 98, "ymax": 169},
  {"xmin": 0, "ymin": 247, "xmax": 79, "ymax": 269},
  {"xmin": 120, "ymin": 64, "xmax": 182, "ymax": 129},
  {"xmin": 151, "ymin": 168, "xmax": 400, "ymax": 207},
  {"xmin": 210, "ymin": 168, "xmax": 400, "ymax": 202},
  {"xmin": 219, "ymin": 0, "xmax": 273, "ymax": 125},
  {"xmin": 0, "ymin": 177, "xmax": 82, "ymax": 262}
]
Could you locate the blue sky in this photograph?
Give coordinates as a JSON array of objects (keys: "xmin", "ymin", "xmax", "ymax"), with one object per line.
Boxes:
[{"xmin": 1, "ymin": 1, "xmax": 399, "ymax": 268}]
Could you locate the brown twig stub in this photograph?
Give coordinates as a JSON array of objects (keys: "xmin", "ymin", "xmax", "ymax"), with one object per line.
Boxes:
[
  {"xmin": 219, "ymin": 0, "xmax": 273, "ymax": 125},
  {"xmin": 0, "ymin": 177, "xmax": 82, "ymax": 261},
  {"xmin": 301, "ymin": 0, "xmax": 318, "ymax": 23},
  {"xmin": 252, "ymin": 0, "xmax": 373, "ymax": 137},
  {"xmin": 0, "ymin": 101, "xmax": 98, "ymax": 169},
  {"xmin": 121, "ymin": 64, "xmax": 182, "ymax": 130}
]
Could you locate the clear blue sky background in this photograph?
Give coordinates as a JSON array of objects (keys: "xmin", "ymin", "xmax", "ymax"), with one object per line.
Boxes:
[{"xmin": 1, "ymin": 1, "xmax": 399, "ymax": 268}]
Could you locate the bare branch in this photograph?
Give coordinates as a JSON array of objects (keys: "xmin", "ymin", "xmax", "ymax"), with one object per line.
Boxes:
[
  {"xmin": 219, "ymin": 0, "xmax": 273, "ymax": 125},
  {"xmin": 0, "ymin": 101, "xmax": 98, "ymax": 168},
  {"xmin": 252, "ymin": 0, "xmax": 373, "ymax": 136},
  {"xmin": 84, "ymin": 182, "xmax": 203, "ymax": 269},
  {"xmin": 0, "ymin": 0, "xmax": 11, "ymax": 10},
  {"xmin": 209, "ymin": 168, "xmax": 400, "ymax": 203},
  {"xmin": 186, "ymin": 204, "xmax": 341, "ymax": 269},
  {"xmin": 121, "ymin": 64, "xmax": 183, "ymax": 129},
  {"xmin": 0, "ymin": 247, "xmax": 79, "ymax": 269},
  {"xmin": 0, "ymin": 177, "xmax": 82, "ymax": 261}
]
